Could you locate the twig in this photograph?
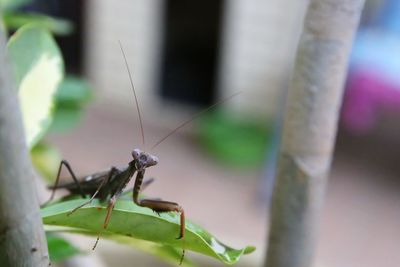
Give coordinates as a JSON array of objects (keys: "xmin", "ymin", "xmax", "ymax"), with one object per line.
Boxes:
[{"xmin": 265, "ymin": 1, "xmax": 365, "ymax": 266}]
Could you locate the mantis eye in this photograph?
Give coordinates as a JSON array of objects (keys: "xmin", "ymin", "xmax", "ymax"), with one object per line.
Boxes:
[
  {"xmin": 146, "ymin": 155, "xmax": 158, "ymax": 167},
  {"xmin": 151, "ymin": 156, "xmax": 159, "ymax": 165},
  {"xmin": 131, "ymin": 149, "xmax": 140, "ymax": 159}
]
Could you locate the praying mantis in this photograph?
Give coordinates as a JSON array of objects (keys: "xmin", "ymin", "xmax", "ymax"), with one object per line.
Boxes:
[{"xmin": 46, "ymin": 41, "xmax": 239, "ymax": 264}]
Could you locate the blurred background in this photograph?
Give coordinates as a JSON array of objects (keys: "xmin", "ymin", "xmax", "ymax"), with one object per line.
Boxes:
[{"xmin": 16, "ymin": 0, "xmax": 400, "ymax": 266}]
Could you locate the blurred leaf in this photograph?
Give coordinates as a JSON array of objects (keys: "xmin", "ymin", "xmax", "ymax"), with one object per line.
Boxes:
[
  {"xmin": 31, "ymin": 142, "xmax": 61, "ymax": 182},
  {"xmin": 42, "ymin": 199, "xmax": 255, "ymax": 265},
  {"xmin": 46, "ymin": 227, "xmax": 195, "ymax": 267},
  {"xmin": 198, "ymin": 111, "xmax": 270, "ymax": 168},
  {"xmin": 108, "ymin": 233, "xmax": 195, "ymax": 267},
  {"xmin": 3, "ymin": 12, "xmax": 74, "ymax": 35},
  {"xmin": 46, "ymin": 232, "xmax": 80, "ymax": 262},
  {"xmin": 49, "ymin": 76, "xmax": 92, "ymax": 132},
  {"xmin": 7, "ymin": 25, "xmax": 64, "ymax": 148},
  {"xmin": 0, "ymin": 15, "xmax": 5, "ymax": 32},
  {"xmin": 0, "ymin": 0, "xmax": 31, "ymax": 11},
  {"xmin": 50, "ymin": 108, "xmax": 83, "ymax": 132},
  {"xmin": 55, "ymin": 76, "xmax": 92, "ymax": 105}
]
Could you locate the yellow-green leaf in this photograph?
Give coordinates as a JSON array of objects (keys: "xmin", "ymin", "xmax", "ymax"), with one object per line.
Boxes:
[{"xmin": 7, "ymin": 25, "xmax": 64, "ymax": 148}]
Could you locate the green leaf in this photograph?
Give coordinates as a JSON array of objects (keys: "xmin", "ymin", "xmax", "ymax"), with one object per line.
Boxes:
[
  {"xmin": 46, "ymin": 232, "xmax": 80, "ymax": 262},
  {"xmin": 42, "ymin": 199, "xmax": 255, "ymax": 265},
  {"xmin": 106, "ymin": 233, "xmax": 195, "ymax": 267},
  {"xmin": 7, "ymin": 25, "xmax": 64, "ymax": 148},
  {"xmin": 198, "ymin": 111, "xmax": 270, "ymax": 168},
  {"xmin": 50, "ymin": 108, "xmax": 83, "ymax": 132},
  {"xmin": 49, "ymin": 76, "xmax": 92, "ymax": 132},
  {"xmin": 31, "ymin": 142, "xmax": 61, "ymax": 182},
  {"xmin": 3, "ymin": 12, "xmax": 74, "ymax": 36},
  {"xmin": 46, "ymin": 227, "xmax": 195, "ymax": 267},
  {"xmin": 55, "ymin": 76, "xmax": 92, "ymax": 105}
]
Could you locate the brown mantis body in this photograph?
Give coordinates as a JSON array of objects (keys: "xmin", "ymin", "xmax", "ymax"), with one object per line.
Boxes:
[{"xmin": 47, "ymin": 149, "xmax": 185, "ymax": 247}]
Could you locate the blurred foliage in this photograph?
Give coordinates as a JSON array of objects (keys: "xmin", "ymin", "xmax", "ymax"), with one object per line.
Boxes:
[
  {"xmin": 7, "ymin": 24, "xmax": 64, "ymax": 148},
  {"xmin": 3, "ymin": 12, "xmax": 73, "ymax": 35},
  {"xmin": 46, "ymin": 226, "xmax": 196, "ymax": 267},
  {"xmin": 198, "ymin": 111, "xmax": 271, "ymax": 168},
  {"xmin": 46, "ymin": 233, "xmax": 80, "ymax": 262},
  {"xmin": 6, "ymin": 25, "xmax": 90, "ymax": 181},
  {"xmin": 50, "ymin": 76, "xmax": 92, "ymax": 133},
  {"xmin": 108, "ymin": 235, "xmax": 195, "ymax": 267}
]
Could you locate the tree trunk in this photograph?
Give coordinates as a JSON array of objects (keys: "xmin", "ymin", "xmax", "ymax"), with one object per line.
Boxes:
[
  {"xmin": 265, "ymin": 1, "xmax": 365, "ymax": 267},
  {"xmin": 0, "ymin": 20, "xmax": 50, "ymax": 267}
]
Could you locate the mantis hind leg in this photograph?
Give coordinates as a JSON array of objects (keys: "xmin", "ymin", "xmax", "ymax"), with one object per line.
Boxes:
[{"xmin": 44, "ymin": 160, "xmax": 85, "ymax": 205}]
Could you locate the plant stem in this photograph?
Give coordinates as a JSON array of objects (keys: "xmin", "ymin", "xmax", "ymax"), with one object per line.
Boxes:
[
  {"xmin": 265, "ymin": 1, "xmax": 365, "ymax": 267},
  {"xmin": 0, "ymin": 19, "xmax": 49, "ymax": 266}
]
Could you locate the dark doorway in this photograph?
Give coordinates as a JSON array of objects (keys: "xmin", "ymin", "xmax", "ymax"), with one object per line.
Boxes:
[{"xmin": 159, "ymin": 1, "xmax": 224, "ymax": 107}]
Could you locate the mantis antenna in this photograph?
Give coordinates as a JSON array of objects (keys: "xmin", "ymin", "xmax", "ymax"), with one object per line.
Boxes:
[
  {"xmin": 118, "ymin": 41, "xmax": 146, "ymax": 149},
  {"xmin": 151, "ymin": 91, "xmax": 241, "ymax": 150}
]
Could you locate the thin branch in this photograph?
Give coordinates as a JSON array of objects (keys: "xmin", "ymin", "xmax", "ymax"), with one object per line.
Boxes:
[{"xmin": 265, "ymin": 1, "xmax": 365, "ymax": 266}]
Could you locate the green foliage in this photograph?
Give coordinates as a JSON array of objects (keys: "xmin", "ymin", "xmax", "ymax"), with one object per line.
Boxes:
[
  {"xmin": 46, "ymin": 233, "xmax": 80, "ymax": 262},
  {"xmin": 7, "ymin": 25, "xmax": 91, "ymax": 183},
  {"xmin": 50, "ymin": 229, "xmax": 196, "ymax": 267},
  {"xmin": 7, "ymin": 24, "xmax": 64, "ymax": 148},
  {"xmin": 3, "ymin": 12, "xmax": 74, "ymax": 35},
  {"xmin": 42, "ymin": 199, "xmax": 255, "ymax": 265},
  {"xmin": 50, "ymin": 76, "xmax": 92, "ymax": 132},
  {"xmin": 198, "ymin": 111, "xmax": 271, "ymax": 168},
  {"xmin": 26, "ymin": 77, "xmax": 91, "ymax": 178}
]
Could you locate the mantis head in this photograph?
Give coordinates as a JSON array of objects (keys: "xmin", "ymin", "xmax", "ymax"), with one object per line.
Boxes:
[{"xmin": 131, "ymin": 148, "xmax": 159, "ymax": 170}]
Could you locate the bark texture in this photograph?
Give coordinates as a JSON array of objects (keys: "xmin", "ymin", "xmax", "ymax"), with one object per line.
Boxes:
[
  {"xmin": 265, "ymin": 1, "xmax": 365, "ymax": 267},
  {"xmin": 0, "ymin": 23, "xmax": 50, "ymax": 266}
]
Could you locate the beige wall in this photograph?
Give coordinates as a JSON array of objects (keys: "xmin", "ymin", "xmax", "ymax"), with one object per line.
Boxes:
[
  {"xmin": 84, "ymin": 0, "xmax": 164, "ymax": 113},
  {"xmin": 84, "ymin": 0, "xmax": 308, "ymax": 125},
  {"xmin": 218, "ymin": 0, "xmax": 307, "ymax": 116}
]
